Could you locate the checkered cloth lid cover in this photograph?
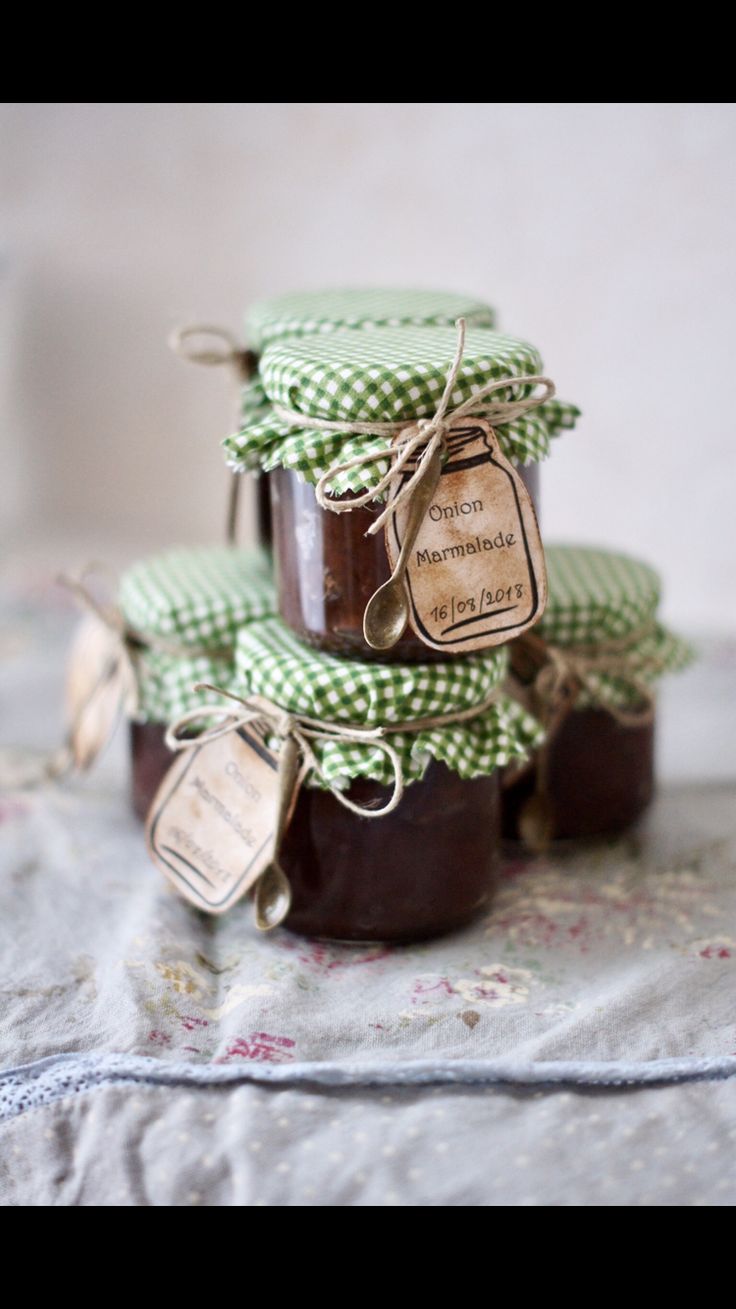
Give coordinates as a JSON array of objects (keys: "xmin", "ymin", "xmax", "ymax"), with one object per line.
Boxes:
[
  {"xmin": 245, "ymin": 287, "xmax": 496, "ymax": 352},
  {"xmin": 233, "ymin": 617, "xmax": 543, "ymax": 789},
  {"xmin": 119, "ymin": 547, "xmax": 275, "ymax": 647},
  {"xmin": 538, "ymin": 544, "xmax": 693, "ymax": 711},
  {"xmin": 134, "ymin": 650, "xmax": 237, "ymax": 725},
  {"xmin": 225, "ymin": 325, "xmax": 580, "ymax": 495},
  {"xmin": 119, "ymin": 547, "xmax": 275, "ymax": 724}
]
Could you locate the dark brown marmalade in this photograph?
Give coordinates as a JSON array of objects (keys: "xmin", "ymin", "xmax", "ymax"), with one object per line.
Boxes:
[
  {"xmin": 130, "ymin": 721, "xmax": 501, "ymax": 942},
  {"xmin": 270, "ymin": 463, "xmax": 540, "ymax": 662},
  {"xmin": 502, "ymin": 707, "xmax": 655, "ymax": 841},
  {"xmin": 255, "ymin": 473, "xmax": 272, "ymax": 551},
  {"xmin": 130, "ymin": 720, "xmax": 176, "ymax": 821}
]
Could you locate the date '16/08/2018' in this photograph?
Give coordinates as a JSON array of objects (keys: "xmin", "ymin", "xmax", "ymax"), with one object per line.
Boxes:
[{"xmin": 430, "ymin": 584, "xmax": 525, "ymax": 627}]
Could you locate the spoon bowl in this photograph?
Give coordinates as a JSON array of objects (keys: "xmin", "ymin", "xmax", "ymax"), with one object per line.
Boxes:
[
  {"xmin": 255, "ymin": 861, "xmax": 293, "ymax": 931},
  {"xmin": 363, "ymin": 576, "xmax": 411, "ymax": 650}
]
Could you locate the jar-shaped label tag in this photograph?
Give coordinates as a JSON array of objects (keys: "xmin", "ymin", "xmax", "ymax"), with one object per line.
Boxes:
[
  {"xmin": 65, "ymin": 614, "xmax": 127, "ymax": 768},
  {"xmin": 386, "ymin": 421, "xmax": 547, "ymax": 652},
  {"xmin": 146, "ymin": 722, "xmax": 284, "ymax": 915}
]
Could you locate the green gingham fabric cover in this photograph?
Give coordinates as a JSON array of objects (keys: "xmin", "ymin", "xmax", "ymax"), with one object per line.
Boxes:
[
  {"xmin": 233, "ymin": 618, "xmax": 543, "ymax": 790},
  {"xmin": 120, "ymin": 547, "xmax": 274, "ymax": 646},
  {"xmin": 225, "ymin": 326, "xmax": 579, "ymax": 495},
  {"xmin": 245, "ymin": 288, "xmax": 496, "ymax": 353},
  {"xmin": 538, "ymin": 545, "xmax": 693, "ymax": 711},
  {"xmin": 133, "ymin": 650, "xmax": 237, "ymax": 724},
  {"xmin": 119, "ymin": 547, "xmax": 275, "ymax": 723}
]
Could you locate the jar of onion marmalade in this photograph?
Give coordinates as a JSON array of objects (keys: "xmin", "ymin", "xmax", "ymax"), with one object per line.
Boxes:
[
  {"xmin": 117, "ymin": 546, "xmax": 275, "ymax": 819},
  {"xmin": 269, "ymin": 463, "xmax": 541, "ymax": 662},
  {"xmin": 224, "ymin": 616, "xmax": 543, "ymax": 942},
  {"xmin": 225, "ymin": 324, "xmax": 578, "ymax": 661},
  {"xmin": 241, "ymin": 288, "xmax": 499, "ymax": 551},
  {"xmin": 502, "ymin": 545, "xmax": 693, "ymax": 844}
]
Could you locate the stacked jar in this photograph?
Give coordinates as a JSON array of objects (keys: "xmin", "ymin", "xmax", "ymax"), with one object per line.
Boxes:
[
  {"xmin": 214, "ymin": 317, "xmax": 579, "ymax": 940},
  {"xmin": 230, "ymin": 618, "xmax": 542, "ymax": 942},
  {"xmin": 224, "ymin": 322, "xmax": 578, "ymax": 661},
  {"xmin": 117, "ymin": 546, "xmax": 275, "ymax": 818},
  {"xmin": 501, "ymin": 545, "xmax": 693, "ymax": 846},
  {"xmin": 49, "ymin": 286, "xmax": 695, "ymax": 948},
  {"xmin": 137, "ymin": 290, "xmax": 691, "ymax": 944}
]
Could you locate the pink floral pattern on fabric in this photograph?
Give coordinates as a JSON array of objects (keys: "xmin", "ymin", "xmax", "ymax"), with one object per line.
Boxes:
[
  {"xmin": 114, "ymin": 821, "xmax": 736, "ymax": 1064},
  {"xmin": 215, "ymin": 1033, "xmax": 296, "ymax": 1064}
]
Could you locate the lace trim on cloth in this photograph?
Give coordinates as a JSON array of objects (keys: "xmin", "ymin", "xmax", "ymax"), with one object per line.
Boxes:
[{"xmin": 2, "ymin": 1051, "xmax": 736, "ymax": 1121}]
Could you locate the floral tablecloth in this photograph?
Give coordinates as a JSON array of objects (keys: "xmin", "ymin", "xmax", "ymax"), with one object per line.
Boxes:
[{"xmin": 1, "ymin": 570, "xmax": 735, "ymax": 1205}]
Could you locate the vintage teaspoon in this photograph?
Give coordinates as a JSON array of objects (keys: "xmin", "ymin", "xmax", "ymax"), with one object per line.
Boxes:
[{"xmin": 363, "ymin": 445, "xmax": 443, "ymax": 650}]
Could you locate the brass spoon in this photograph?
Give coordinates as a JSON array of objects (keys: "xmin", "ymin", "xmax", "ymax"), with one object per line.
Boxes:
[
  {"xmin": 518, "ymin": 792, "xmax": 555, "ymax": 854},
  {"xmin": 254, "ymin": 863, "xmax": 292, "ymax": 931},
  {"xmin": 254, "ymin": 736, "xmax": 299, "ymax": 931},
  {"xmin": 363, "ymin": 445, "xmax": 443, "ymax": 650}
]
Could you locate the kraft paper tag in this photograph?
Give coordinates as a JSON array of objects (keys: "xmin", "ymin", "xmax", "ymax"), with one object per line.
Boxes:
[
  {"xmin": 65, "ymin": 614, "xmax": 126, "ymax": 769},
  {"xmin": 146, "ymin": 723, "xmax": 284, "ymax": 915},
  {"xmin": 386, "ymin": 421, "xmax": 547, "ymax": 653}
]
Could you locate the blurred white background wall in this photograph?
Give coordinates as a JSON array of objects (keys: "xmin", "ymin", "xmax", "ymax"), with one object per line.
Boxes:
[{"xmin": 2, "ymin": 102, "xmax": 734, "ymax": 631}]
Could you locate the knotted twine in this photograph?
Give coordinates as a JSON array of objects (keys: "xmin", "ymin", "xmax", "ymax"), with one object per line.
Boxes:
[
  {"xmin": 271, "ymin": 317, "xmax": 556, "ymax": 540},
  {"xmin": 165, "ymin": 680, "xmax": 505, "ymax": 823}
]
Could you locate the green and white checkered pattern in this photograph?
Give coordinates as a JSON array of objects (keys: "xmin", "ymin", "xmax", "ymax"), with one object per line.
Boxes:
[
  {"xmin": 119, "ymin": 546, "xmax": 275, "ymax": 724},
  {"xmin": 233, "ymin": 618, "xmax": 543, "ymax": 790},
  {"xmin": 537, "ymin": 545, "xmax": 694, "ymax": 710},
  {"xmin": 133, "ymin": 649, "xmax": 236, "ymax": 724},
  {"xmin": 225, "ymin": 326, "xmax": 580, "ymax": 495},
  {"xmin": 119, "ymin": 547, "xmax": 275, "ymax": 647},
  {"xmin": 245, "ymin": 288, "xmax": 497, "ymax": 352}
]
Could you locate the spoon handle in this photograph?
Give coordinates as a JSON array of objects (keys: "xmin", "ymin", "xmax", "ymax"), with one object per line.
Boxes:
[
  {"xmin": 391, "ymin": 444, "xmax": 443, "ymax": 581},
  {"xmin": 273, "ymin": 736, "xmax": 300, "ymax": 852},
  {"xmin": 254, "ymin": 736, "xmax": 300, "ymax": 931}
]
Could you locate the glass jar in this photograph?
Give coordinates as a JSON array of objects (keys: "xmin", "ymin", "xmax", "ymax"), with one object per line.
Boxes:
[
  {"xmin": 255, "ymin": 474, "xmax": 273, "ymax": 553},
  {"xmin": 119, "ymin": 545, "xmax": 276, "ymax": 818},
  {"xmin": 500, "ymin": 543, "xmax": 692, "ymax": 845},
  {"xmin": 272, "ymin": 463, "xmax": 540, "ymax": 661},
  {"xmin": 131, "ymin": 724, "xmax": 501, "ymax": 942},
  {"xmin": 130, "ymin": 720, "xmax": 173, "ymax": 821},
  {"xmin": 502, "ymin": 707, "xmax": 655, "ymax": 841},
  {"xmin": 281, "ymin": 763, "xmax": 500, "ymax": 942}
]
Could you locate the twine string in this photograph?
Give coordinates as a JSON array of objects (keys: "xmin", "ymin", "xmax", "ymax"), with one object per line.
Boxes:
[
  {"xmin": 165, "ymin": 682, "xmax": 504, "ymax": 821},
  {"xmin": 58, "ymin": 573, "xmax": 233, "ymax": 664},
  {"xmin": 168, "ymin": 325, "xmax": 256, "ymax": 383},
  {"xmin": 515, "ymin": 626, "xmax": 664, "ymax": 731},
  {"xmin": 53, "ymin": 570, "xmax": 234, "ymax": 776}
]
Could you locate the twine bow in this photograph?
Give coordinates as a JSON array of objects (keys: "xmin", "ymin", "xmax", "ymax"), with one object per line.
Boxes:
[
  {"xmin": 165, "ymin": 684, "xmax": 405, "ymax": 818},
  {"xmin": 272, "ymin": 317, "xmax": 556, "ymax": 538},
  {"xmin": 159, "ymin": 682, "xmax": 503, "ymax": 929}
]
